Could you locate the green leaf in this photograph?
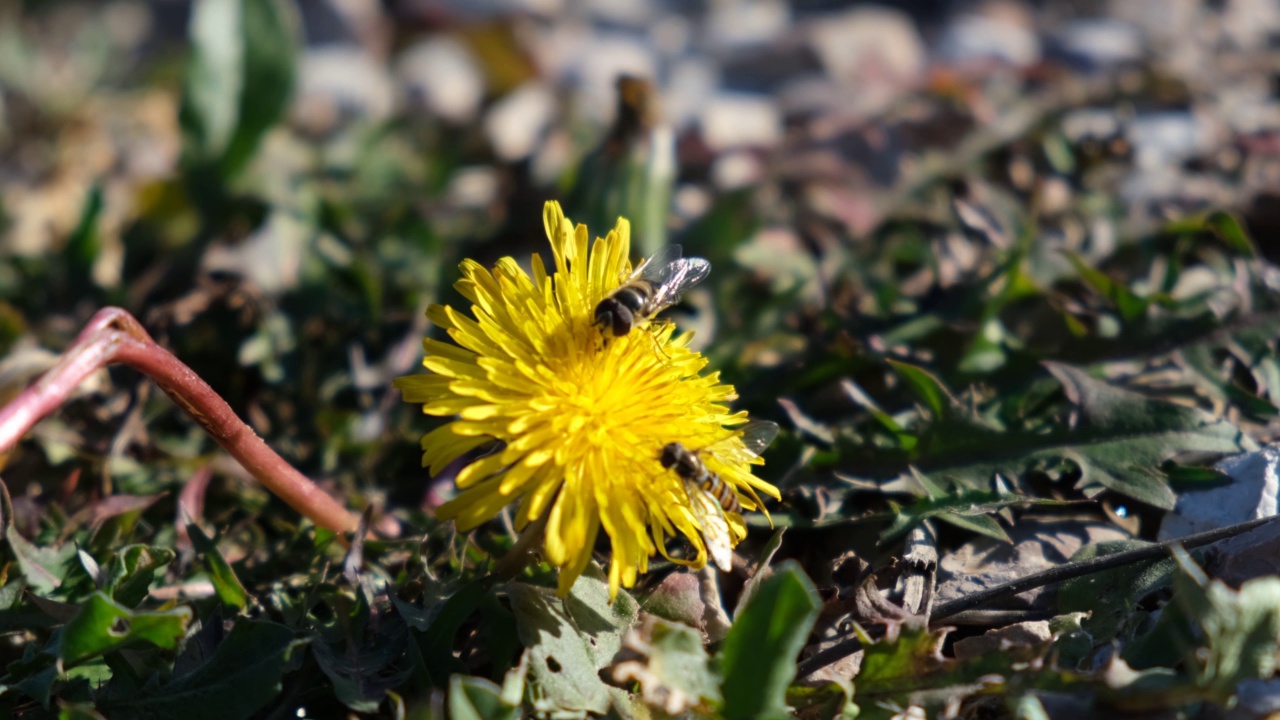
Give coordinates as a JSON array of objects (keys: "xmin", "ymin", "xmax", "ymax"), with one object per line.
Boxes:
[
  {"xmin": 1064, "ymin": 252, "xmax": 1149, "ymax": 322},
  {"xmin": 1205, "ymin": 211, "xmax": 1257, "ymax": 257},
  {"xmin": 104, "ymin": 545, "xmax": 176, "ymax": 608},
  {"xmin": 107, "ymin": 618, "xmax": 299, "ymax": 720},
  {"xmin": 57, "ymin": 593, "xmax": 192, "ymax": 665},
  {"xmin": 607, "ymin": 615, "xmax": 722, "ymax": 715},
  {"xmin": 1056, "ymin": 540, "xmax": 1177, "ymax": 644},
  {"xmin": 58, "ymin": 702, "xmax": 108, "ymax": 720},
  {"xmin": 934, "ymin": 512, "xmax": 1009, "ymax": 542},
  {"xmin": 507, "ymin": 566, "xmax": 638, "ymax": 717},
  {"xmin": 66, "ymin": 184, "xmax": 104, "ymax": 287},
  {"xmin": 1048, "ymin": 612, "xmax": 1094, "ymax": 670},
  {"xmin": 1180, "ymin": 343, "xmax": 1278, "ymax": 420},
  {"xmin": 407, "ymin": 578, "xmax": 495, "ymax": 687},
  {"xmin": 733, "ymin": 527, "xmax": 787, "ymax": 619},
  {"xmin": 312, "ymin": 594, "xmax": 412, "ymax": 713},
  {"xmin": 855, "ymin": 623, "xmax": 946, "ymax": 693},
  {"xmin": 186, "ymin": 522, "xmax": 248, "ymax": 610},
  {"xmin": 841, "ymin": 378, "xmax": 905, "ymax": 434},
  {"xmin": 910, "ymin": 364, "xmax": 1256, "ymax": 510},
  {"xmin": 1126, "ymin": 549, "xmax": 1280, "ymax": 702},
  {"xmin": 720, "ymin": 561, "xmax": 821, "ymax": 720},
  {"xmin": 887, "ymin": 359, "xmax": 953, "ymax": 419},
  {"xmin": 6, "ymin": 527, "xmax": 74, "ymax": 595},
  {"xmin": 1162, "ymin": 461, "xmax": 1233, "ymax": 490},
  {"xmin": 1, "ymin": 648, "xmax": 58, "ymax": 707},
  {"xmin": 448, "ymin": 674, "xmax": 521, "ymax": 720},
  {"xmin": 879, "ymin": 485, "xmax": 1074, "ymax": 545},
  {"xmin": 180, "ymin": 0, "xmax": 297, "ymax": 180}
]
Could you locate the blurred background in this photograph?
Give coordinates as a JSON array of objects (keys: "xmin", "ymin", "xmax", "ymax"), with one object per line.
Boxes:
[{"xmin": 3, "ymin": 0, "xmax": 1280, "ymax": 539}]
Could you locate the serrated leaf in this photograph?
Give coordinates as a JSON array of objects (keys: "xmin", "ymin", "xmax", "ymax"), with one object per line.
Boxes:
[
  {"xmin": 854, "ymin": 622, "xmax": 1079, "ymax": 714},
  {"xmin": 1180, "ymin": 343, "xmax": 1278, "ymax": 420},
  {"xmin": 6, "ymin": 527, "xmax": 74, "ymax": 595},
  {"xmin": 934, "ymin": 512, "xmax": 1010, "ymax": 542},
  {"xmin": 104, "ymin": 545, "xmax": 176, "ymax": 608},
  {"xmin": 1124, "ymin": 549, "xmax": 1280, "ymax": 702},
  {"xmin": 58, "ymin": 593, "xmax": 192, "ymax": 665},
  {"xmin": 855, "ymin": 623, "xmax": 947, "ymax": 693},
  {"xmin": 879, "ymin": 486, "xmax": 1073, "ymax": 545},
  {"xmin": 721, "ymin": 561, "xmax": 820, "ymax": 720},
  {"xmin": 1048, "ymin": 612, "xmax": 1094, "ymax": 670},
  {"xmin": 607, "ymin": 615, "xmax": 721, "ymax": 715},
  {"xmin": 107, "ymin": 618, "xmax": 298, "ymax": 720},
  {"xmin": 408, "ymin": 578, "xmax": 495, "ymax": 687},
  {"xmin": 1056, "ymin": 540, "xmax": 1177, "ymax": 644},
  {"xmin": 910, "ymin": 364, "xmax": 1256, "ymax": 510},
  {"xmin": 313, "ymin": 595, "xmax": 412, "ymax": 713}
]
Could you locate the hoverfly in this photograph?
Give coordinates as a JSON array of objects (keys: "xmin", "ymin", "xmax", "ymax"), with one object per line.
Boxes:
[
  {"xmin": 594, "ymin": 245, "xmax": 711, "ymax": 338},
  {"xmin": 659, "ymin": 420, "xmax": 780, "ymax": 572}
]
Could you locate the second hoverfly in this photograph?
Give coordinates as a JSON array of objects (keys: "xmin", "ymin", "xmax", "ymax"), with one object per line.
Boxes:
[
  {"xmin": 660, "ymin": 420, "xmax": 779, "ymax": 572},
  {"xmin": 594, "ymin": 245, "xmax": 711, "ymax": 338}
]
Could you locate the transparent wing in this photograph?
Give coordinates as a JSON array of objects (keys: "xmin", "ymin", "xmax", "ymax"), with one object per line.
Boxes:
[
  {"xmin": 704, "ymin": 420, "xmax": 780, "ymax": 465},
  {"xmin": 737, "ymin": 420, "xmax": 780, "ymax": 457},
  {"xmin": 688, "ymin": 487, "xmax": 733, "ymax": 572},
  {"xmin": 645, "ymin": 258, "xmax": 712, "ymax": 312},
  {"xmin": 629, "ymin": 244, "xmax": 683, "ymax": 282}
]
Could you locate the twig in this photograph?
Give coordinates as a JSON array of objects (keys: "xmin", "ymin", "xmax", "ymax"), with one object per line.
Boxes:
[
  {"xmin": 0, "ymin": 307, "xmax": 360, "ymax": 535},
  {"xmin": 795, "ymin": 513, "xmax": 1280, "ymax": 679}
]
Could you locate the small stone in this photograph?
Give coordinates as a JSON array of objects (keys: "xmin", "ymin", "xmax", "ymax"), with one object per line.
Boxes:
[
  {"xmin": 707, "ymin": 0, "xmax": 790, "ymax": 49},
  {"xmin": 1159, "ymin": 446, "xmax": 1280, "ymax": 585},
  {"xmin": 1048, "ymin": 19, "xmax": 1144, "ymax": 72},
  {"xmin": 699, "ymin": 93, "xmax": 782, "ymax": 150},
  {"xmin": 293, "ymin": 46, "xmax": 395, "ymax": 135},
  {"xmin": 1222, "ymin": 0, "xmax": 1280, "ymax": 50},
  {"xmin": 952, "ymin": 621, "xmax": 1053, "ymax": 661},
  {"xmin": 808, "ymin": 6, "xmax": 924, "ymax": 86},
  {"xmin": 936, "ymin": 2, "xmax": 1040, "ymax": 67},
  {"xmin": 484, "ymin": 82, "xmax": 557, "ymax": 161},
  {"xmin": 1127, "ymin": 111, "xmax": 1221, "ymax": 170},
  {"xmin": 936, "ymin": 519, "xmax": 1130, "ymax": 609},
  {"xmin": 396, "ymin": 36, "xmax": 485, "ymax": 124},
  {"xmin": 446, "ymin": 166, "xmax": 500, "ymax": 208},
  {"xmin": 711, "ymin": 150, "xmax": 764, "ymax": 190}
]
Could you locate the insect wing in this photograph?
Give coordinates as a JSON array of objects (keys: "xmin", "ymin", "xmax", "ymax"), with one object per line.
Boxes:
[
  {"xmin": 629, "ymin": 244, "xmax": 683, "ymax": 282},
  {"xmin": 689, "ymin": 487, "xmax": 734, "ymax": 572},
  {"xmin": 737, "ymin": 420, "xmax": 780, "ymax": 458},
  {"xmin": 645, "ymin": 258, "xmax": 711, "ymax": 312},
  {"xmin": 703, "ymin": 420, "xmax": 780, "ymax": 466}
]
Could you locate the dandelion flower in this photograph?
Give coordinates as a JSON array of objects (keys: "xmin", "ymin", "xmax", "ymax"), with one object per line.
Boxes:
[{"xmin": 395, "ymin": 201, "xmax": 780, "ymax": 598}]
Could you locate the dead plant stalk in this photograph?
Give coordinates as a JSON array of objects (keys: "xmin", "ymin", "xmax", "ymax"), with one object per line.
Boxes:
[{"xmin": 0, "ymin": 307, "xmax": 360, "ymax": 535}]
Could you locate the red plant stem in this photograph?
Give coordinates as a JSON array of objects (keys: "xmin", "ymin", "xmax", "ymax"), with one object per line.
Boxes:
[{"xmin": 0, "ymin": 307, "xmax": 360, "ymax": 535}]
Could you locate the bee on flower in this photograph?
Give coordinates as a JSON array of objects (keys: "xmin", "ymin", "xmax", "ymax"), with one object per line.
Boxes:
[{"xmin": 395, "ymin": 201, "xmax": 780, "ymax": 598}]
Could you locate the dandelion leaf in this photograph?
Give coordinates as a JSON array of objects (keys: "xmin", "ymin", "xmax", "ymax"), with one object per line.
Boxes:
[
  {"xmin": 508, "ymin": 566, "xmax": 639, "ymax": 717},
  {"xmin": 912, "ymin": 364, "xmax": 1255, "ymax": 509},
  {"xmin": 720, "ymin": 562, "xmax": 820, "ymax": 720},
  {"xmin": 605, "ymin": 615, "xmax": 721, "ymax": 716}
]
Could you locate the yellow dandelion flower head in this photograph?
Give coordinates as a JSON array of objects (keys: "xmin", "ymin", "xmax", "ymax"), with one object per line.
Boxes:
[{"xmin": 396, "ymin": 201, "xmax": 780, "ymax": 598}]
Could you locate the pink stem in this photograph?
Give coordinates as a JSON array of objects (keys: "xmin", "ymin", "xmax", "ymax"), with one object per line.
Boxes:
[{"xmin": 0, "ymin": 307, "xmax": 359, "ymax": 535}]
